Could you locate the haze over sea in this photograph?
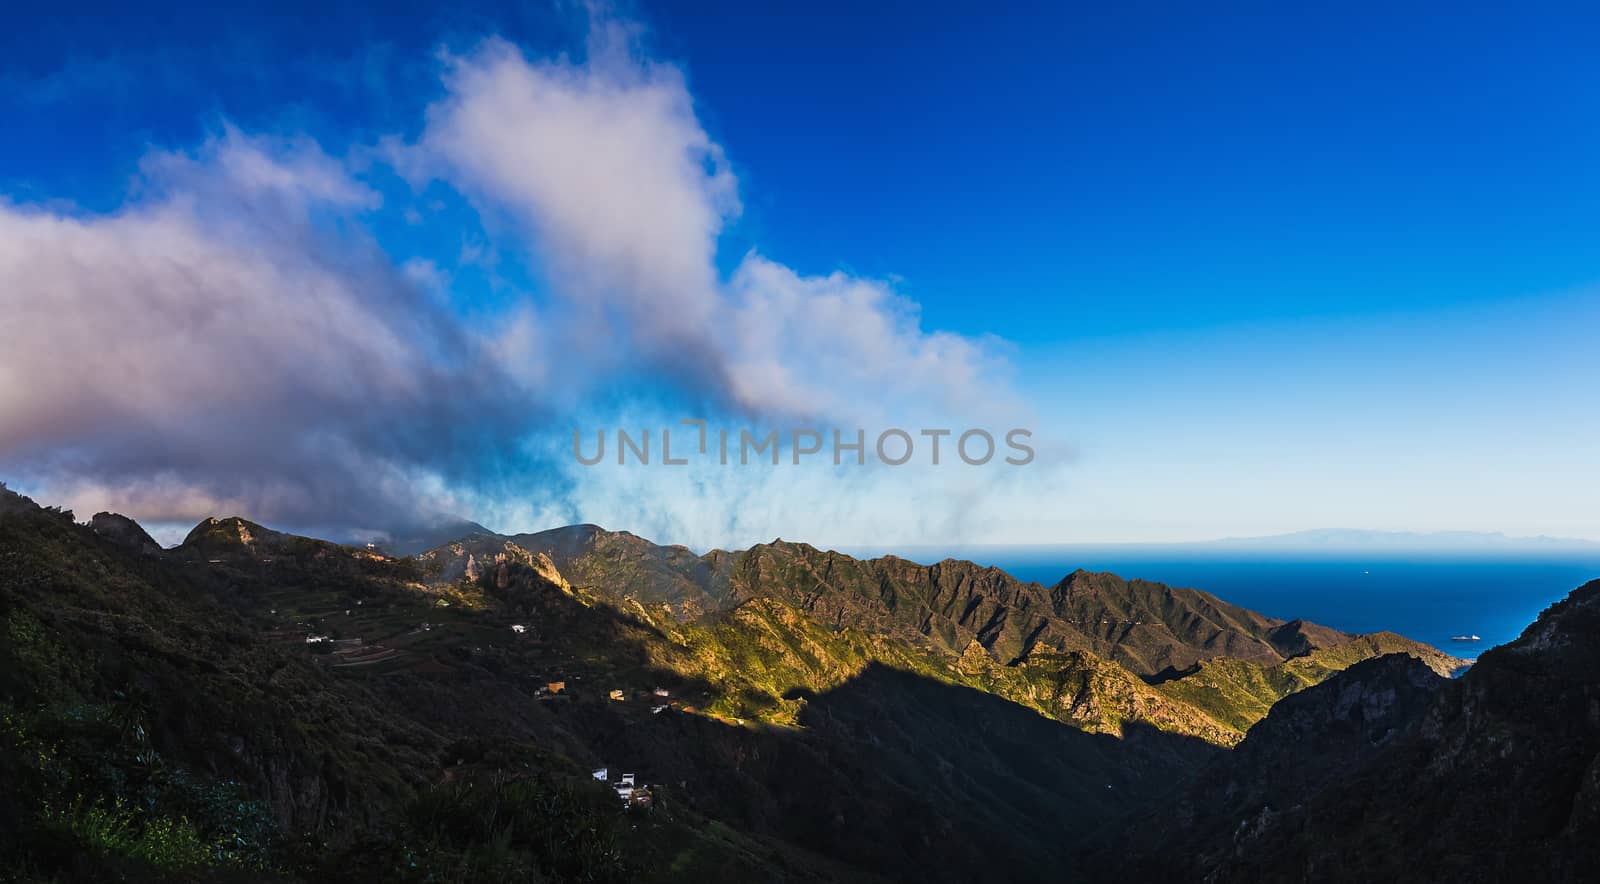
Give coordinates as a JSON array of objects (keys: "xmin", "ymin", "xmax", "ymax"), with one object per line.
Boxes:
[{"xmin": 838, "ymin": 543, "xmax": 1600, "ymax": 660}]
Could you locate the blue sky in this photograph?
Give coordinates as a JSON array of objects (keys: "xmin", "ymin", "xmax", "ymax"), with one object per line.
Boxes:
[{"xmin": 1, "ymin": 2, "xmax": 1596, "ymax": 545}]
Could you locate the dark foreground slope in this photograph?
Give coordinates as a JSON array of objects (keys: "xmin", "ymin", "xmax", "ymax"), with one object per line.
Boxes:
[
  {"xmin": 0, "ymin": 483, "xmax": 1496, "ymax": 883},
  {"xmin": 0, "ymin": 491, "xmax": 861, "ymax": 881},
  {"xmin": 1113, "ymin": 580, "xmax": 1600, "ymax": 883},
  {"xmin": 0, "ymin": 487, "xmax": 1217, "ymax": 883}
]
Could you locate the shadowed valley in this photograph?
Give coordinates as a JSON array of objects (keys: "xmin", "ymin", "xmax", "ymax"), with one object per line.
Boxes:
[{"xmin": 8, "ymin": 483, "xmax": 1592, "ymax": 883}]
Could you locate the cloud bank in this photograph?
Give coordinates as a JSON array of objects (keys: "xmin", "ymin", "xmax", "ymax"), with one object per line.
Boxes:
[
  {"xmin": 0, "ymin": 15, "xmax": 1038, "ymax": 546},
  {"xmin": 0, "ymin": 128, "xmax": 540, "ymax": 535}
]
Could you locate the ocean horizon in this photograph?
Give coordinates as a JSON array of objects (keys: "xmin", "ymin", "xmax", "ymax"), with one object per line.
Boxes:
[{"xmin": 837, "ymin": 544, "xmax": 1600, "ymax": 659}]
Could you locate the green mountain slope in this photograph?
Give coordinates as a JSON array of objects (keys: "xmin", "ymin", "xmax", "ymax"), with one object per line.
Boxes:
[
  {"xmin": 0, "ymin": 484, "xmax": 1477, "ymax": 882},
  {"xmin": 1151, "ymin": 631, "xmax": 1463, "ymax": 733},
  {"xmin": 510, "ymin": 526, "xmax": 1460, "ymax": 677},
  {"xmin": 502, "ymin": 526, "xmax": 1461, "ymax": 742}
]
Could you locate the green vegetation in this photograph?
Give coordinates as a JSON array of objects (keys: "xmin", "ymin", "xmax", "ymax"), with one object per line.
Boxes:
[
  {"xmin": 306, "ymin": 774, "xmax": 633, "ymax": 883},
  {"xmin": 0, "ymin": 484, "xmax": 1475, "ymax": 882},
  {"xmin": 41, "ymin": 798, "xmax": 218, "ymax": 871},
  {"xmin": 1152, "ymin": 632, "xmax": 1465, "ymax": 734},
  {"xmin": 1, "ymin": 697, "xmax": 275, "ymax": 879}
]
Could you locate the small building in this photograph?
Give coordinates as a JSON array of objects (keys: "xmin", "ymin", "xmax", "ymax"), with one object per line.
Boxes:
[
  {"xmin": 511, "ymin": 624, "xmax": 527, "ymax": 634},
  {"xmin": 608, "ymin": 689, "xmax": 625, "ymax": 701},
  {"xmin": 591, "ymin": 767, "xmax": 608, "ymax": 782},
  {"xmin": 629, "ymin": 788, "xmax": 653, "ymax": 809},
  {"xmin": 305, "ymin": 634, "xmax": 331, "ymax": 644},
  {"xmin": 652, "ymin": 687, "xmax": 670, "ymax": 697},
  {"xmin": 651, "ymin": 704, "xmax": 668, "ymax": 715},
  {"xmin": 620, "ymin": 773, "xmax": 636, "ymax": 787},
  {"xmin": 547, "ymin": 681, "xmax": 566, "ymax": 694}
]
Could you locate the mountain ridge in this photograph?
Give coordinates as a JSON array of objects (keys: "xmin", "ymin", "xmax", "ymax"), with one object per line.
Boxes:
[
  {"xmin": 172, "ymin": 512, "xmax": 1469, "ymax": 726},
  {"xmin": 489, "ymin": 521, "xmax": 1463, "ymax": 678},
  {"xmin": 1, "ymin": 483, "xmax": 1500, "ymax": 882}
]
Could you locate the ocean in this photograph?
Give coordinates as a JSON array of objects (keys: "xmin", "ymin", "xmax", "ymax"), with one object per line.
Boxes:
[{"xmin": 837, "ymin": 545, "xmax": 1600, "ymax": 660}]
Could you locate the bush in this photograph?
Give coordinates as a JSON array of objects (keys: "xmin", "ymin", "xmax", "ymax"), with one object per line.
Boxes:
[{"xmin": 42, "ymin": 797, "xmax": 213, "ymax": 870}]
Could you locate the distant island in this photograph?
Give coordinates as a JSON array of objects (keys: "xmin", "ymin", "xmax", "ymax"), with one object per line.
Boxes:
[{"xmin": 1210, "ymin": 528, "xmax": 1600, "ymax": 552}]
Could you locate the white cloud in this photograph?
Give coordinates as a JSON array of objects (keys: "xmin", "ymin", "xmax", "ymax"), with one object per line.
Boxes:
[
  {"xmin": 725, "ymin": 254, "xmax": 1019, "ymax": 424},
  {"xmin": 405, "ymin": 28, "xmax": 1020, "ymax": 427},
  {"xmin": 0, "ymin": 17, "xmax": 1041, "ymax": 546},
  {"xmin": 0, "ymin": 128, "xmax": 536, "ymax": 533},
  {"xmin": 415, "ymin": 36, "xmax": 737, "ymax": 363}
]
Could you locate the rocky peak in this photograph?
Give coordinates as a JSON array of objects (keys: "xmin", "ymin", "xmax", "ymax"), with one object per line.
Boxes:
[
  {"xmin": 182, "ymin": 516, "xmax": 275, "ymax": 549},
  {"xmin": 89, "ymin": 512, "xmax": 164, "ymax": 556}
]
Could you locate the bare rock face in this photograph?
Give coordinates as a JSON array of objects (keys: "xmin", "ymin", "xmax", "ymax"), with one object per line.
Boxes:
[
  {"xmin": 528, "ymin": 551, "xmax": 570, "ymax": 592},
  {"xmin": 423, "ymin": 536, "xmax": 572, "ymax": 595},
  {"xmin": 90, "ymin": 512, "xmax": 164, "ymax": 556},
  {"xmin": 956, "ymin": 638, "xmax": 994, "ymax": 674}
]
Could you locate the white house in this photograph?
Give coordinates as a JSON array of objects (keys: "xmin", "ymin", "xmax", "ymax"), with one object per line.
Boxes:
[
  {"xmin": 591, "ymin": 767, "xmax": 608, "ymax": 782},
  {"xmin": 511, "ymin": 624, "xmax": 527, "ymax": 634}
]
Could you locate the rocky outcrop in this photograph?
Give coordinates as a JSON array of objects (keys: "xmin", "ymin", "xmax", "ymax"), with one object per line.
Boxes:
[
  {"xmin": 179, "ymin": 516, "xmax": 280, "ymax": 554},
  {"xmin": 89, "ymin": 512, "xmax": 164, "ymax": 556}
]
